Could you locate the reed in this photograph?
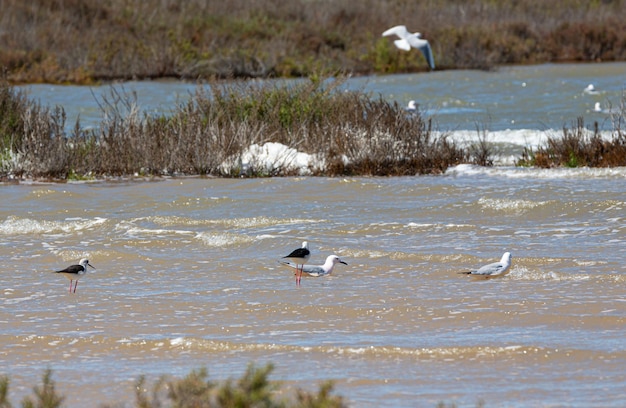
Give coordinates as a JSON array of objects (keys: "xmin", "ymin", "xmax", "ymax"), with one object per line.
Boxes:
[{"xmin": 2, "ymin": 0, "xmax": 626, "ymax": 84}]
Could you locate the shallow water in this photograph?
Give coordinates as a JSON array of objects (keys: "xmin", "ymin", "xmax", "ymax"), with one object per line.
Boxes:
[
  {"xmin": 1, "ymin": 169, "xmax": 625, "ymax": 407},
  {"xmin": 6, "ymin": 64, "xmax": 626, "ymax": 406}
]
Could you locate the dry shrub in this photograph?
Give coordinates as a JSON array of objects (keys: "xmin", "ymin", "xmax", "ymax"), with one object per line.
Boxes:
[
  {"xmin": 0, "ymin": 76, "xmax": 466, "ymax": 179},
  {"xmin": 518, "ymin": 116, "xmax": 626, "ymax": 168}
]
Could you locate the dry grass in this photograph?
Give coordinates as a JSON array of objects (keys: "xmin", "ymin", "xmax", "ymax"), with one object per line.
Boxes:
[
  {"xmin": 0, "ymin": 75, "xmax": 465, "ymax": 180},
  {"xmin": 1, "ymin": 0, "xmax": 626, "ymax": 83},
  {"xmin": 518, "ymin": 117, "xmax": 626, "ymax": 168},
  {"xmin": 3, "ymin": 75, "xmax": 625, "ymax": 181}
]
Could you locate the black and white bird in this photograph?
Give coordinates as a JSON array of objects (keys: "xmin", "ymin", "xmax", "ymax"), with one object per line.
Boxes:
[
  {"xmin": 382, "ymin": 25, "xmax": 436, "ymax": 70},
  {"xmin": 281, "ymin": 255, "xmax": 347, "ymax": 279},
  {"xmin": 459, "ymin": 252, "xmax": 512, "ymax": 278},
  {"xmin": 55, "ymin": 258, "xmax": 95, "ymax": 293},
  {"xmin": 282, "ymin": 241, "xmax": 311, "ymax": 285}
]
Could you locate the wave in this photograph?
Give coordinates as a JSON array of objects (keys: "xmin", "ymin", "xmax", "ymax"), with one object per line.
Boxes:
[
  {"xmin": 477, "ymin": 197, "xmax": 553, "ymax": 214},
  {"xmin": 446, "ymin": 163, "xmax": 626, "ymax": 179},
  {"xmin": 141, "ymin": 215, "xmax": 320, "ymax": 229},
  {"xmin": 0, "ymin": 216, "xmax": 108, "ymax": 235},
  {"xmin": 446, "ymin": 128, "xmax": 618, "ymax": 149},
  {"xmin": 194, "ymin": 231, "xmax": 257, "ymax": 247},
  {"xmin": 508, "ymin": 266, "xmax": 626, "ymax": 283},
  {"xmin": 115, "ymin": 215, "xmax": 322, "ymax": 247},
  {"xmin": 6, "ymin": 334, "xmax": 624, "ymax": 363}
]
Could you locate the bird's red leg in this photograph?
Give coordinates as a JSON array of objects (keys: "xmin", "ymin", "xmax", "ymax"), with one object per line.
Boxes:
[
  {"xmin": 68, "ymin": 280, "xmax": 72, "ymax": 293},
  {"xmin": 73, "ymin": 281, "xmax": 78, "ymax": 293},
  {"xmin": 297, "ymin": 265, "xmax": 302, "ymax": 286}
]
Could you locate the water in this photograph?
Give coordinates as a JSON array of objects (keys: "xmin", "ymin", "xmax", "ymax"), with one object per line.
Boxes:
[
  {"xmin": 3, "ymin": 64, "xmax": 626, "ymax": 407},
  {"xmin": 1, "ymin": 173, "xmax": 625, "ymax": 407},
  {"xmin": 20, "ymin": 62, "xmax": 626, "ymax": 134}
]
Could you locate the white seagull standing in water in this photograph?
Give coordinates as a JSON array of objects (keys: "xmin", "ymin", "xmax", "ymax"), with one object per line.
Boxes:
[
  {"xmin": 55, "ymin": 258, "xmax": 95, "ymax": 293},
  {"xmin": 281, "ymin": 254, "xmax": 347, "ymax": 280},
  {"xmin": 282, "ymin": 241, "xmax": 311, "ymax": 286},
  {"xmin": 458, "ymin": 252, "xmax": 512, "ymax": 279},
  {"xmin": 382, "ymin": 25, "xmax": 436, "ymax": 70}
]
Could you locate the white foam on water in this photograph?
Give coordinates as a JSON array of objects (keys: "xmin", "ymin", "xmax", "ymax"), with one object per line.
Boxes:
[{"xmin": 0, "ymin": 216, "xmax": 108, "ymax": 235}]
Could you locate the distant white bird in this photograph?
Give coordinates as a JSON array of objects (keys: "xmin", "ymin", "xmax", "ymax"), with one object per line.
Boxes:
[
  {"xmin": 282, "ymin": 241, "xmax": 311, "ymax": 285},
  {"xmin": 55, "ymin": 258, "xmax": 95, "ymax": 293},
  {"xmin": 406, "ymin": 100, "xmax": 418, "ymax": 113},
  {"xmin": 382, "ymin": 25, "xmax": 435, "ymax": 70},
  {"xmin": 281, "ymin": 255, "xmax": 347, "ymax": 279},
  {"xmin": 594, "ymin": 102, "xmax": 622, "ymax": 115},
  {"xmin": 458, "ymin": 252, "xmax": 512, "ymax": 278},
  {"xmin": 583, "ymin": 84, "xmax": 599, "ymax": 95}
]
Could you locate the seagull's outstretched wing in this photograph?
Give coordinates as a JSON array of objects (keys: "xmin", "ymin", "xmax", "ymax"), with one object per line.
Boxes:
[
  {"xmin": 382, "ymin": 25, "xmax": 409, "ymax": 39},
  {"xmin": 417, "ymin": 42, "xmax": 435, "ymax": 70}
]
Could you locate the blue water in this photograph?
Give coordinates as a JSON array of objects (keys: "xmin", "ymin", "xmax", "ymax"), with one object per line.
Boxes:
[{"xmin": 19, "ymin": 62, "xmax": 626, "ymax": 133}]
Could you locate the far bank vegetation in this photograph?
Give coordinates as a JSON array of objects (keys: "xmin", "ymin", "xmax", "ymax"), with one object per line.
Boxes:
[{"xmin": 2, "ymin": 0, "xmax": 626, "ymax": 84}]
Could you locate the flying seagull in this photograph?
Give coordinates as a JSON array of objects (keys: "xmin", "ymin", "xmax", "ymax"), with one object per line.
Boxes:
[{"xmin": 382, "ymin": 25, "xmax": 435, "ymax": 70}]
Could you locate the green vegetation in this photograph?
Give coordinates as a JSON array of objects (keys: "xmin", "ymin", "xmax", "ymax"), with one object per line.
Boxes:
[
  {"xmin": 0, "ymin": 365, "xmax": 346, "ymax": 408},
  {"xmin": 0, "ymin": 366, "xmax": 486, "ymax": 408},
  {"xmin": 2, "ymin": 0, "xmax": 626, "ymax": 84}
]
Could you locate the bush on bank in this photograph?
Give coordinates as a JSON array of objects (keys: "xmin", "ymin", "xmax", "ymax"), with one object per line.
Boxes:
[
  {"xmin": 2, "ymin": 0, "xmax": 626, "ymax": 83},
  {"xmin": 518, "ymin": 115, "xmax": 626, "ymax": 168},
  {"xmin": 1, "ymin": 77, "xmax": 625, "ymax": 182},
  {"xmin": 0, "ymin": 76, "xmax": 466, "ymax": 180}
]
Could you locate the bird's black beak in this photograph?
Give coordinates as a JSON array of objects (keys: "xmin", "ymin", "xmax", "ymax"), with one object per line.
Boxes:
[
  {"xmin": 340, "ymin": 261, "xmax": 347, "ymax": 265},
  {"xmin": 88, "ymin": 263, "xmax": 96, "ymax": 269}
]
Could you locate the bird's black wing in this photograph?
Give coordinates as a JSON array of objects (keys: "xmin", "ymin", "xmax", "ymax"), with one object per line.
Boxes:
[
  {"xmin": 284, "ymin": 248, "xmax": 310, "ymax": 258},
  {"xmin": 56, "ymin": 265, "xmax": 84, "ymax": 274}
]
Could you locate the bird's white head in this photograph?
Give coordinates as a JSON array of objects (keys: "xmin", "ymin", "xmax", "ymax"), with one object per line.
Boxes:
[
  {"xmin": 501, "ymin": 252, "xmax": 512, "ymax": 264},
  {"xmin": 79, "ymin": 258, "xmax": 96, "ymax": 270},
  {"xmin": 302, "ymin": 241, "xmax": 309, "ymax": 249},
  {"xmin": 327, "ymin": 255, "xmax": 347, "ymax": 266}
]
